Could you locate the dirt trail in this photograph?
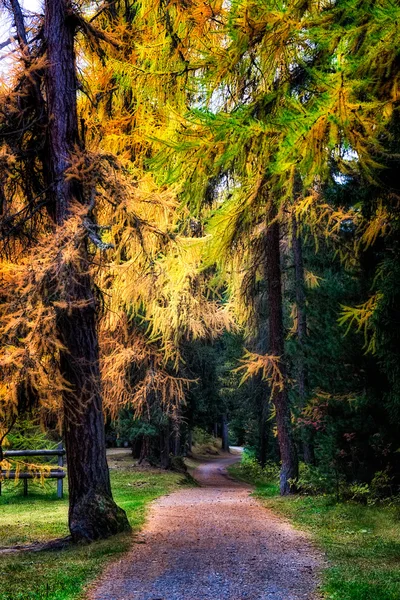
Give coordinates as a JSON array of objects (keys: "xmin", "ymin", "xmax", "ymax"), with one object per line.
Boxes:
[{"xmin": 88, "ymin": 453, "xmax": 322, "ymax": 600}]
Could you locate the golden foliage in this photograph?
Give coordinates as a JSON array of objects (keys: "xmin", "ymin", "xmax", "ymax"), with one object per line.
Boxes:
[
  {"xmin": 235, "ymin": 350, "xmax": 284, "ymax": 395},
  {"xmin": 305, "ymin": 270, "xmax": 322, "ymax": 289},
  {"xmin": 338, "ymin": 293, "xmax": 383, "ymax": 354}
]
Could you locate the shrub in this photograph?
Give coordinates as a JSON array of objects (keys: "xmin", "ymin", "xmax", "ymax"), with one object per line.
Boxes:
[
  {"xmin": 232, "ymin": 450, "xmax": 279, "ymax": 485},
  {"xmin": 297, "ymin": 462, "xmax": 344, "ymax": 496},
  {"xmin": 192, "ymin": 427, "xmax": 220, "ymax": 455}
]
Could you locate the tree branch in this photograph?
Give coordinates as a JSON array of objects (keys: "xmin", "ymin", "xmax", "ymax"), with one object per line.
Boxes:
[
  {"xmin": 83, "ymin": 217, "xmax": 115, "ymax": 250},
  {"xmin": 9, "ymin": 0, "xmax": 29, "ymax": 56}
]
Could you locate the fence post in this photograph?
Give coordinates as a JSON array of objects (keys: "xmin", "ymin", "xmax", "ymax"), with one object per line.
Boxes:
[{"xmin": 57, "ymin": 443, "xmax": 64, "ymax": 499}]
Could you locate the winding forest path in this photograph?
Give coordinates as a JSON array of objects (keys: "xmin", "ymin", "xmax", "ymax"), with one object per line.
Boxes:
[{"xmin": 88, "ymin": 453, "xmax": 322, "ymax": 600}]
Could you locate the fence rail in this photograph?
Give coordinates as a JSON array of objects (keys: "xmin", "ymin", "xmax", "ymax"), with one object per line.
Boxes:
[
  {"xmin": 0, "ymin": 443, "xmax": 66, "ymax": 498},
  {"xmin": 3, "ymin": 448, "xmax": 66, "ymax": 458}
]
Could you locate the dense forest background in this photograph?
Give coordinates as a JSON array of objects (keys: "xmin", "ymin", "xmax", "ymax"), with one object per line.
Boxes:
[{"xmin": 0, "ymin": 0, "xmax": 399, "ymax": 539}]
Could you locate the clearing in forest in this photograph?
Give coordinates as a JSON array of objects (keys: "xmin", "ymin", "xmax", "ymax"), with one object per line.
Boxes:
[{"xmin": 88, "ymin": 453, "xmax": 322, "ymax": 600}]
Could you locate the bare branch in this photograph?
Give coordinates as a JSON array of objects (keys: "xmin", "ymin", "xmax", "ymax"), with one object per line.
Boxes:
[
  {"xmin": 0, "ymin": 36, "xmax": 15, "ymax": 51},
  {"xmin": 9, "ymin": 0, "xmax": 29, "ymax": 56},
  {"xmin": 83, "ymin": 217, "xmax": 115, "ymax": 250},
  {"xmin": 72, "ymin": 11, "xmax": 120, "ymax": 49},
  {"xmin": 89, "ymin": 1, "xmax": 117, "ymax": 23}
]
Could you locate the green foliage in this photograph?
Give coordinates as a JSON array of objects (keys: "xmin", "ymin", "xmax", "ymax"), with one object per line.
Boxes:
[
  {"xmin": 191, "ymin": 427, "xmax": 220, "ymax": 455},
  {"xmin": 192, "ymin": 427, "xmax": 215, "ymax": 447},
  {"xmin": 5, "ymin": 418, "xmax": 58, "ymax": 452},
  {"xmin": 114, "ymin": 411, "xmax": 158, "ymax": 446},
  {"xmin": 297, "ymin": 462, "xmax": 343, "ymax": 497},
  {"xmin": 228, "ymin": 450, "xmax": 279, "ymax": 485}
]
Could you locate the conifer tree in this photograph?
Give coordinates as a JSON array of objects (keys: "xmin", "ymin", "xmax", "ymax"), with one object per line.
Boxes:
[
  {"xmin": 1, "ymin": 0, "xmax": 230, "ymax": 522},
  {"xmin": 0, "ymin": 0, "xmax": 131, "ymax": 541}
]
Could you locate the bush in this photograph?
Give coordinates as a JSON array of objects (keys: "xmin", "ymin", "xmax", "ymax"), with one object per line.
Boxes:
[
  {"xmin": 297, "ymin": 462, "xmax": 343, "ymax": 496},
  {"xmin": 192, "ymin": 427, "xmax": 220, "ymax": 455},
  {"xmin": 348, "ymin": 482, "xmax": 371, "ymax": 503},
  {"xmin": 297, "ymin": 462, "xmax": 397, "ymax": 504},
  {"xmin": 232, "ymin": 450, "xmax": 279, "ymax": 485}
]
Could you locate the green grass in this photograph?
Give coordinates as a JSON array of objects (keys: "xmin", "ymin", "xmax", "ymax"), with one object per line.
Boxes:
[
  {"xmin": 229, "ymin": 462, "xmax": 400, "ymax": 600},
  {"xmin": 0, "ymin": 467, "xmax": 184, "ymax": 600}
]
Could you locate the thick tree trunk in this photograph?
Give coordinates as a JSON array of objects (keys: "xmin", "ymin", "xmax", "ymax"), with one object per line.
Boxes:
[
  {"xmin": 292, "ymin": 216, "xmax": 315, "ymax": 465},
  {"xmin": 221, "ymin": 413, "xmax": 230, "ymax": 452},
  {"xmin": 44, "ymin": 0, "xmax": 129, "ymax": 542},
  {"xmin": 265, "ymin": 219, "xmax": 298, "ymax": 494}
]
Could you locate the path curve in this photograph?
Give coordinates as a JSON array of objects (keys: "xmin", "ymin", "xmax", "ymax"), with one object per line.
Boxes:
[{"xmin": 88, "ymin": 454, "xmax": 322, "ymax": 600}]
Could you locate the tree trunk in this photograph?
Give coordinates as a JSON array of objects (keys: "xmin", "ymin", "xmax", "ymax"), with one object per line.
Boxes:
[
  {"xmin": 292, "ymin": 216, "xmax": 315, "ymax": 465},
  {"xmin": 213, "ymin": 422, "xmax": 218, "ymax": 438},
  {"xmin": 265, "ymin": 219, "xmax": 298, "ymax": 494},
  {"xmin": 138, "ymin": 436, "xmax": 150, "ymax": 464},
  {"xmin": 187, "ymin": 429, "xmax": 193, "ymax": 455},
  {"xmin": 221, "ymin": 413, "xmax": 230, "ymax": 452},
  {"xmin": 160, "ymin": 421, "xmax": 171, "ymax": 469},
  {"xmin": 172, "ymin": 423, "xmax": 181, "ymax": 457},
  {"xmin": 257, "ymin": 382, "xmax": 269, "ymax": 467},
  {"xmin": 44, "ymin": 0, "xmax": 129, "ymax": 542}
]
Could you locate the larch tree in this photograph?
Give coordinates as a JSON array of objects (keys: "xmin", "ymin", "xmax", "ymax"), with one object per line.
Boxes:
[
  {"xmin": 44, "ymin": 0, "xmax": 131, "ymax": 541},
  {"xmin": 76, "ymin": 0, "xmax": 231, "ymax": 443},
  {"xmin": 0, "ymin": 0, "xmax": 131, "ymax": 541},
  {"xmin": 1, "ymin": 0, "xmax": 229, "ymax": 532},
  {"xmin": 151, "ymin": 0, "xmax": 399, "ymax": 493}
]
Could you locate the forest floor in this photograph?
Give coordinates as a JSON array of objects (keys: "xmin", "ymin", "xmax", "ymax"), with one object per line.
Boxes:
[
  {"xmin": 2, "ymin": 452, "xmax": 400, "ymax": 600},
  {"xmin": 87, "ymin": 452, "xmax": 323, "ymax": 600},
  {"xmin": 0, "ymin": 453, "xmax": 184, "ymax": 600}
]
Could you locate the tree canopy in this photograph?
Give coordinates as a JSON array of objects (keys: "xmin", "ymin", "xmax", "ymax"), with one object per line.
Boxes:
[{"xmin": 0, "ymin": 0, "xmax": 399, "ymax": 537}]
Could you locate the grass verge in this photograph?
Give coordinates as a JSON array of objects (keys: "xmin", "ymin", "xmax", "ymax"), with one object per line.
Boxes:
[
  {"xmin": 0, "ymin": 464, "xmax": 184, "ymax": 600},
  {"xmin": 229, "ymin": 461, "xmax": 400, "ymax": 600}
]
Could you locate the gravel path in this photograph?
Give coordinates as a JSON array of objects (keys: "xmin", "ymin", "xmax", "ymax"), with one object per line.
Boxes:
[{"xmin": 88, "ymin": 454, "xmax": 323, "ymax": 600}]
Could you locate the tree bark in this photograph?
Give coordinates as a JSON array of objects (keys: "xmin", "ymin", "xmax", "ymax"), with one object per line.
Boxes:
[
  {"xmin": 292, "ymin": 216, "xmax": 315, "ymax": 465},
  {"xmin": 159, "ymin": 421, "xmax": 171, "ymax": 468},
  {"xmin": 257, "ymin": 381, "xmax": 269, "ymax": 467},
  {"xmin": 187, "ymin": 429, "xmax": 193, "ymax": 455},
  {"xmin": 172, "ymin": 421, "xmax": 181, "ymax": 457},
  {"xmin": 44, "ymin": 0, "xmax": 129, "ymax": 542},
  {"xmin": 213, "ymin": 422, "xmax": 218, "ymax": 438},
  {"xmin": 221, "ymin": 413, "xmax": 230, "ymax": 452},
  {"xmin": 138, "ymin": 435, "xmax": 150, "ymax": 464},
  {"xmin": 265, "ymin": 219, "xmax": 298, "ymax": 494}
]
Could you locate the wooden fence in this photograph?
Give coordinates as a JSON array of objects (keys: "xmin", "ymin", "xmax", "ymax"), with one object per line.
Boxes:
[{"xmin": 0, "ymin": 443, "xmax": 66, "ymax": 498}]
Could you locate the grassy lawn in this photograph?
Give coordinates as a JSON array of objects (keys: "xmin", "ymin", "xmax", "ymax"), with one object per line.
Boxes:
[
  {"xmin": 229, "ymin": 463, "xmax": 400, "ymax": 600},
  {"xmin": 0, "ymin": 462, "xmax": 184, "ymax": 600}
]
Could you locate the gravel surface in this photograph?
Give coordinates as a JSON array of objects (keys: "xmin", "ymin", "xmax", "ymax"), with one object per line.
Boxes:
[{"xmin": 88, "ymin": 454, "xmax": 323, "ymax": 600}]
